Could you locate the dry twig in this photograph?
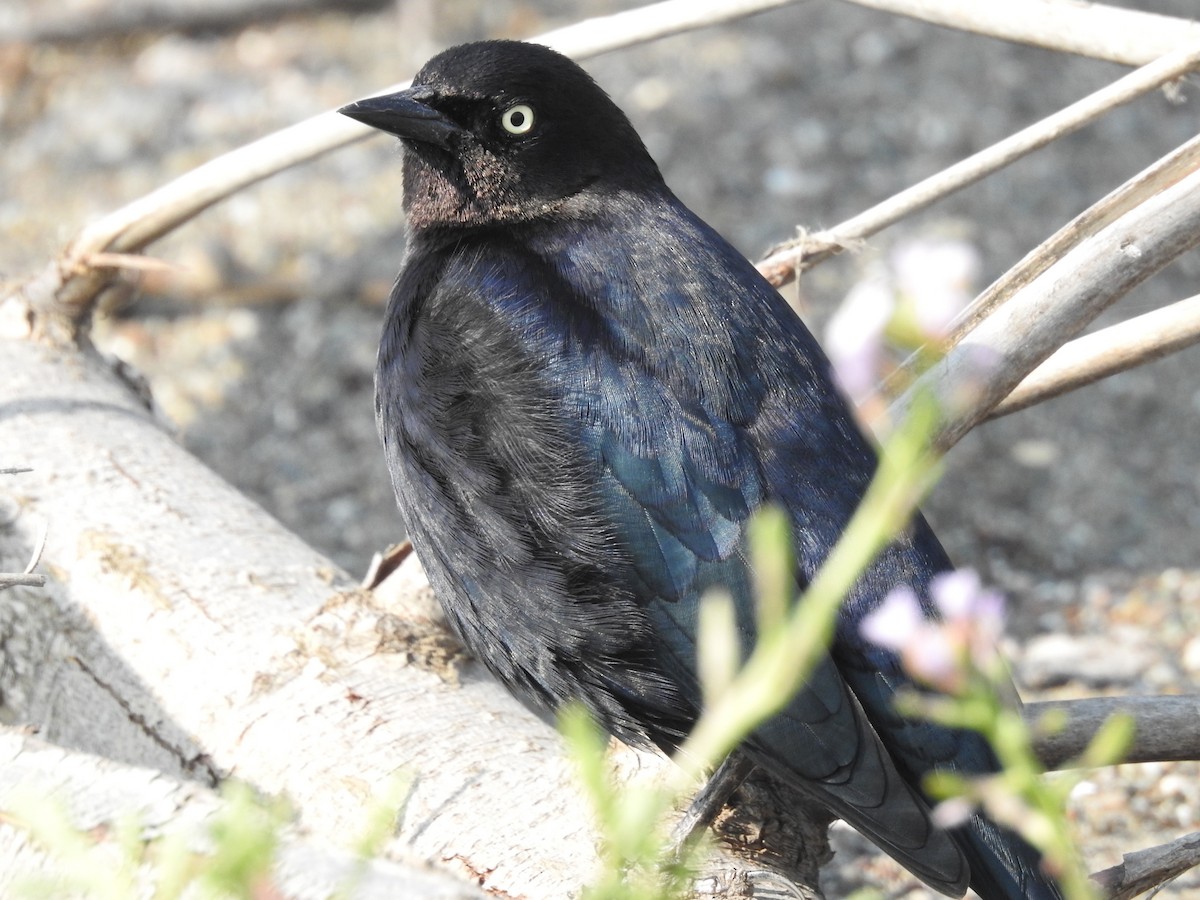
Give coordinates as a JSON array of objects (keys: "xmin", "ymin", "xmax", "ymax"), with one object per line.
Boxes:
[
  {"xmin": 841, "ymin": 0, "xmax": 1200, "ymax": 67},
  {"xmin": 0, "ymin": 573, "xmax": 46, "ymax": 590},
  {"xmin": 1027, "ymin": 696, "xmax": 1200, "ymax": 770},
  {"xmin": 1093, "ymin": 831, "xmax": 1200, "ymax": 900},
  {"xmin": 889, "ymin": 147, "xmax": 1200, "ymax": 451},
  {"xmin": 6, "ymin": 0, "xmax": 805, "ymax": 337},
  {"xmin": 991, "ymin": 294, "xmax": 1200, "ymax": 418},
  {"xmin": 755, "ymin": 43, "xmax": 1200, "ymax": 288},
  {"xmin": 944, "ymin": 133, "xmax": 1200, "ymax": 349}
]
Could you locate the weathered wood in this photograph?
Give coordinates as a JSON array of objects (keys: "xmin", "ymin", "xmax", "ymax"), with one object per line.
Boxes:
[
  {"xmin": 0, "ymin": 334, "xmax": 840, "ymax": 897},
  {"xmin": 841, "ymin": 0, "xmax": 1200, "ymax": 67},
  {"xmin": 1028, "ymin": 696, "xmax": 1200, "ymax": 770},
  {"xmin": 895, "ymin": 162, "xmax": 1200, "ymax": 452},
  {"xmin": 991, "ymin": 295, "xmax": 1200, "ymax": 418},
  {"xmin": 1092, "ymin": 831, "xmax": 1200, "ymax": 900},
  {"xmin": 0, "ymin": 336, "xmax": 604, "ymax": 897},
  {"xmin": 0, "ymin": 726, "xmax": 484, "ymax": 899}
]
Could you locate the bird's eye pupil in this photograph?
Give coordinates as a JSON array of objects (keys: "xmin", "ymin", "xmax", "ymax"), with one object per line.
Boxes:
[{"xmin": 501, "ymin": 103, "xmax": 535, "ymax": 136}]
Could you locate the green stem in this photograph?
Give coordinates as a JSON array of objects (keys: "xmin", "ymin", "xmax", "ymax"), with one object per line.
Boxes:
[{"xmin": 671, "ymin": 394, "xmax": 942, "ymax": 787}]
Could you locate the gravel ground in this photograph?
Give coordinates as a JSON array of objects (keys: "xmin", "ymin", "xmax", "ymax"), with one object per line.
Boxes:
[{"xmin": 3, "ymin": 0, "xmax": 1200, "ymax": 895}]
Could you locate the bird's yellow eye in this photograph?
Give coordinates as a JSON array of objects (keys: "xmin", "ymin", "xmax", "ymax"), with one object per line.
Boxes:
[{"xmin": 501, "ymin": 103, "xmax": 535, "ymax": 135}]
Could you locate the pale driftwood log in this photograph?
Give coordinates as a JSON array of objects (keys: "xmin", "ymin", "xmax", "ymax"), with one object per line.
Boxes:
[
  {"xmin": 6, "ymin": 315, "xmax": 1200, "ymax": 900},
  {"xmin": 0, "ymin": 338, "xmax": 600, "ymax": 898},
  {"xmin": 0, "ymin": 336, "xmax": 837, "ymax": 898},
  {"xmin": 0, "ymin": 727, "xmax": 483, "ymax": 900}
]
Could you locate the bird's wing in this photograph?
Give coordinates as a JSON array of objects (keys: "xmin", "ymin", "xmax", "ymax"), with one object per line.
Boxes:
[
  {"xmin": 566, "ymin": 331, "xmax": 967, "ymax": 894},
  {"xmin": 416, "ymin": 228, "xmax": 969, "ymax": 893},
  {"xmin": 549, "ymin": 204, "xmax": 1061, "ymax": 896}
]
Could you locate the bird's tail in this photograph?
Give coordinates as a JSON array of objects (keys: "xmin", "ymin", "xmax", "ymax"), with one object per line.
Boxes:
[{"xmin": 956, "ymin": 813, "xmax": 1066, "ymax": 900}]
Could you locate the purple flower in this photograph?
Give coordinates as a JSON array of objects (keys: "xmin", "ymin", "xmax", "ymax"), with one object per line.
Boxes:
[
  {"xmin": 860, "ymin": 569, "xmax": 1007, "ymax": 691},
  {"xmin": 891, "ymin": 238, "xmax": 980, "ymax": 340},
  {"xmin": 825, "ymin": 272, "xmax": 894, "ymax": 402},
  {"xmin": 825, "ymin": 237, "xmax": 981, "ymax": 406},
  {"xmin": 859, "ymin": 584, "xmax": 923, "ymax": 647}
]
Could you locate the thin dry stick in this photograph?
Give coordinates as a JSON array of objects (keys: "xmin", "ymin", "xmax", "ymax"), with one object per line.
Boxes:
[
  {"xmin": 0, "ymin": 469, "xmax": 47, "ymax": 591},
  {"xmin": 991, "ymin": 294, "xmax": 1200, "ymax": 418},
  {"xmin": 1027, "ymin": 696, "xmax": 1200, "ymax": 770},
  {"xmin": 1041, "ymin": 696, "xmax": 1200, "ymax": 897},
  {"xmin": 17, "ymin": 0, "xmax": 1200, "ymax": 333},
  {"xmin": 13, "ymin": 0, "xmax": 803, "ymax": 331},
  {"xmin": 840, "ymin": 0, "xmax": 1200, "ymax": 67},
  {"xmin": 755, "ymin": 43, "xmax": 1200, "ymax": 288},
  {"xmin": 893, "ymin": 162, "xmax": 1200, "ymax": 452},
  {"xmin": 876, "ymin": 132, "xmax": 1200, "ymax": 418},
  {"xmin": 0, "ymin": 574, "xmax": 46, "ymax": 590},
  {"xmin": 0, "ymin": 0, "xmax": 390, "ymax": 46},
  {"xmin": 1093, "ymin": 831, "xmax": 1200, "ymax": 900},
  {"xmin": 944, "ymin": 132, "xmax": 1200, "ymax": 351}
]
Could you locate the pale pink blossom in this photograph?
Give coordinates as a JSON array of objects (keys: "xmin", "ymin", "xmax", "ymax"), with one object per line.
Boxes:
[
  {"xmin": 891, "ymin": 238, "xmax": 981, "ymax": 339},
  {"xmin": 826, "ymin": 237, "xmax": 981, "ymax": 404},
  {"xmin": 825, "ymin": 271, "xmax": 894, "ymax": 401},
  {"xmin": 859, "ymin": 568, "xmax": 1007, "ymax": 692}
]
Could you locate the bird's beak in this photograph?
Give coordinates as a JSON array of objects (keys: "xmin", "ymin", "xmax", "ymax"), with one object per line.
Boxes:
[{"xmin": 339, "ymin": 88, "xmax": 463, "ymax": 150}]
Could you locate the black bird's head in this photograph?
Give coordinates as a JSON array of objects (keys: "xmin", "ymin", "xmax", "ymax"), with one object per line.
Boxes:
[{"xmin": 339, "ymin": 40, "xmax": 664, "ymax": 230}]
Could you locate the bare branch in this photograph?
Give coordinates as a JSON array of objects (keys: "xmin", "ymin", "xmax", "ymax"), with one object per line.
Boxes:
[
  {"xmin": 945, "ymin": 133, "xmax": 1200, "ymax": 350},
  {"xmin": 7, "ymin": 0, "xmax": 804, "ymax": 337},
  {"xmin": 1026, "ymin": 696, "xmax": 1200, "ymax": 770},
  {"xmin": 889, "ymin": 148, "xmax": 1200, "ymax": 452},
  {"xmin": 839, "ymin": 0, "xmax": 1200, "ymax": 67},
  {"xmin": 990, "ymin": 295, "xmax": 1200, "ymax": 418},
  {"xmin": 530, "ymin": 0, "xmax": 801, "ymax": 60},
  {"xmin": 1093, "ymin": 831, "xmax": 1200, "ymax": 900},
  {"xmin": 0, "ymin": 574, "xmax": 47, "ymax": 591},
  {"xmin": 755, "ymin": 44, "xmax": 1200, "ymax": 288},
  {"xmin": 840, "ymin": 0, "xmax": 1200, "ymax": 67},
  {"xmin": 82, "ymin": 252, "xmax": 183, "ymax": 275},
  {"xmin": 0, "ymin": 0, "xmax": 390, "ymax": 46}
]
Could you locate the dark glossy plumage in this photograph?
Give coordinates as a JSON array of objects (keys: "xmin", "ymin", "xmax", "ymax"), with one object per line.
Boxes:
[{"xmin": 340, "ymin": 40, "xmax": 1063, "ymax": 899}]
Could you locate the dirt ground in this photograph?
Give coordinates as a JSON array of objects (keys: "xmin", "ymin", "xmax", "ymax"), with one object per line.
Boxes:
[{"xmin": 3, "ymin": 0, "xmax": 1199, "ymax": 895}]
